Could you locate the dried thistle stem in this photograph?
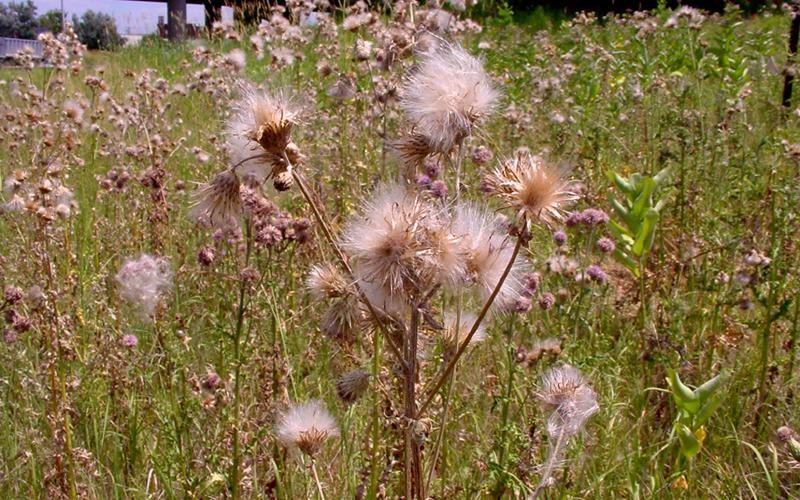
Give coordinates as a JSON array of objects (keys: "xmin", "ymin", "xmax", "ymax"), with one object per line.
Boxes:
[
  {"xmin": 289, "ymin": 164, "xmax": 407, "ymax": 371},
  {"xmin": 418, "ymin": 235, "xmax": 525, "ymax": 418}
]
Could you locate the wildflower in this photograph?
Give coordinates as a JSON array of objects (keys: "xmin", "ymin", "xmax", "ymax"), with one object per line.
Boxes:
[
  {"xmin": 451, "ymin": 203, "xmax": 527, "ymax": 310},
  {"xmin": 744, "ymin": 250, "xmax": 771, "ymax": 267},
  {"xmin": 580, "ymin": 208, "xmax": 609, "ymax": 226},
  {"xmin": 424, "ymin": 158, "xmax": 442, "ymax": 179},
  {"xmin": 121, "ymin": 334, "xmax": 138, "ymax": 348},
  {"xmin": 4, "ymin": 286, "xmax": 23, "ymax": 305},
  {"xmin": 336, "ymin": 369, "xmax": 370, "ymax": 403},
  {"xmin": 553, "ymin": 230, "xmax": 567, "ymax": 246},
  {"xmin": 415, "ymin": 173, "xmax": 432, "ymax": 187},
  {"xmin": 225, "ymin": 49, "xmax": 246, "ymax": 72},
  {"xmin": 189, "ymin": 169, "xmax": 241, "ymax": 228},
  {"xmin": 585, "ymin": 264, "xmax": 608, "ymax": 283},
  {"xmin": 400, "ymin": 43, "xmax": 499, "ymax": 154},
  {"xmin": 483, "ymin": 152, "xmax": 578, "ymax": 229},
  {"xmin": 197, "ymin": 246, "xmax": 215, "ymax": 267},
  {"xmin": 3, "ymin": 329, "xmax": 16, "ymax": 344},
  {"xmin": 525, "ymin": 337, "xmax": 562, "ymax": 363},
  {"xmin": 429, "ymin": 179, "xmax": 448, "ymax": 199},
  {"xmin": 307, "ymin": 263, "xmax": 351, "ymax": 300},
  {"xmin": 442, "ymin": 310, "xmax": 487, "ymax": 351},
  {"xmin": 538, "ymin": 292, "xmax": 555, "ymax": 310},
  {"xmin": 275, "ymin": 400, "xmax": 339, "ymax": 457},
  {"xmin": 341, "ymin": 184, "xmax": 432, "ymax": 295},
  {"xmin": 115, "ymin": 254, "xmax": 173, "ymax": 320},
  {"xmin": 564, "ymin": 212, "xmax": 581, "ymax": 227},
  {"xmin": 538, "ymin": 364, "xmax": 599, "ymax": 439},
  {"xmin": 596, "ymin": 237, "xmax": 615, "ymax": 253},
  {"xmin": 228, "ymin": 82, "xmax": 299, "ymax": 159},
  {"xmin": 513, "ymin": 296, "xmax": 533, "ymax": 313},
  {"xmin": 522, "ymin": 272, "xmax": 540, "ymax": 296},
  {"xmin": 202, "ymin": 370, "xmax": 222, "ymax": 391},
  {"xmin": 715, "ymin": 271, "xmax": 730, "ymax": 285}
]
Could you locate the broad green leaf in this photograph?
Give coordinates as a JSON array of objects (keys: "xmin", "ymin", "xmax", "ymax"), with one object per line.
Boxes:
[
  {"xmin": 694, "ymin": 370, "xmax": 728, "ymax": 402},
  {"xmin": 632, "ymin": 209, "xmax": 658, "ymax": 257},
  {"xmin": 632, "ymin": 178, "xmax": 657, "ymax": 217},
  {"xmin": 667, "ymin": 369, "xmax": 700, "ymax": 413},
  {"xmin": 677, "ymin": 423, "xmax": 701, "ymax": 458}
]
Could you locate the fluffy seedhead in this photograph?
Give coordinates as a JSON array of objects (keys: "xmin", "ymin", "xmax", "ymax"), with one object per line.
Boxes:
[
  {"xmin": 307, "ymin": 263, "xmax": 352, "ymax": 300},
  {"xmin": 450, "ymin": 203, "xmax": 527, "ymax": 310},
  {"xmin": 227, "ymin": 83, "xmax": 302, "ymax": 191},
  {"xmin": 400, "ymin": 42, "xmax": 499, "ymax": 154},
  {"xmin": 442, "ymin": 310, "xmax": 487, "ymax": 352},
  {"xmin": 341, "ymin": 184, "xmax": 433, "ymax": 296},
  {"xmin": 335, "ymin": 369, "xmax": 370, "ymax": 404},
  {"xmin": 484, "ymin": 152, "xmax": 578, "ymax": 229},
  {"xmin": 538, "ymin": 364, "xmax": 599, "ymax": 438},
  {"xmin": 189, "ymin": 169, "xmax": 241, "ymax": 228},
  {"xmin": 115, "ymin": 254, "xmax": 173, "ymax": 320},
  {"xmin": 275, "ymin": 400, "xmax": 339, "ymax": 458},
  {"xmin": 229, "ymin": 82, "xmax": 298, "ymax": 156}
]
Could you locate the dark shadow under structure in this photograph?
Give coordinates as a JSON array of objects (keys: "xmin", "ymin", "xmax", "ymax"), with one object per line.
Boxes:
[{"xmin": 126, "ymin": 0, "xmax": 225, "ymax": 40}]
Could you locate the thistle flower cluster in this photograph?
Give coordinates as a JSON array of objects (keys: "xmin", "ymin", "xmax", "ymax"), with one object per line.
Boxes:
[
  {"xmin": 538, "ymin": 364, "xmax": 599, "ymax": 439},
  {"xmin": 338, "ymin": 184, "xmax": 528, "ymax": 312},
  {"xmin": 115, "ymin": 254, "xmax": 173, "ymax": 320}
]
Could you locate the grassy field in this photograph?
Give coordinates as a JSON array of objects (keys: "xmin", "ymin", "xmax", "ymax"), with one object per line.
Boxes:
[{"xmin": 1, "ymin": 3, "xmax": 799, "ymax": 498}]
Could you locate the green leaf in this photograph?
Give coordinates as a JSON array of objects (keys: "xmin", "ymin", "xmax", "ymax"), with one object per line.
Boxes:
[
  {"xmin": 677, "ymin": 423, "xmax": 701, "ymax": 458},
  {"xmin": 695, "ymin": 393, "xmax": 725, "ymax": 427},
  {"xmin": 666, "ymin": 369, "xmax": 700, "ymax": 414},
  {"xmin": 632, "ymin": 178, "xmax": 657, "ymax": 217},
  {"xmin": 632, "ymin": 209, "xmax": 658, "ymax": 257},
  {"xmin": 610, "ymin": 195, "xmax": 639, "ymax": 231},
  {"xmin": 694, "ymin": 370, "xmax": 728, "ymax": 402},
  {"xmin": 653, "ymin": 166, "xmax": 672, "ymax": 186},
  {"xmin": 610, "ymin": 171, "xmax": 636, "ymax": 195}
]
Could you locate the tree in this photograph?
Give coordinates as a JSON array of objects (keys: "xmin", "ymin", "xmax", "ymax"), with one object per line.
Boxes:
[
  {"xmin": 72, "ymin": 10, "xmax": 123, "ymax": 50},
  {"xmin": 38, "ymin": 9, "xmax": 63, "ymax": 34},
  {"xmin": 0, "ymin": 0, "xmax": 38, "ymax": 39}
]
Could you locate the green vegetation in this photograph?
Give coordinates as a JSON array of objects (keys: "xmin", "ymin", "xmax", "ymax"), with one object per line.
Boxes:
[{"xmin": 0, "ymin": 4, "xmax": 799, "ymax": 498}]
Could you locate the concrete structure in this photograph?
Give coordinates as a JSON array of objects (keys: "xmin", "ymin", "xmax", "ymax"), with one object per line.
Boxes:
[
  {"xmin": 127, "ymin": 0, "xmax": 224, "ymax": 40},
  {"xmin": 0, "ymin": 37, "xmax": 43, "ymax": 59}
]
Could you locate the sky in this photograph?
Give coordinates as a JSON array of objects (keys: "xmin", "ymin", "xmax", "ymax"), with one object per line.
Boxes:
[{"xmin": 26, "ymin": 0, "xmax": 233, "ymax": 35}]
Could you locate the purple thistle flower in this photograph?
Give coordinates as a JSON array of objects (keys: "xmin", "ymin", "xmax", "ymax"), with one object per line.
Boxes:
[
  {"xmin": 513, "ymin": 296, "xmax": 533, "ymax": 313},
  {"xmin": 553, "ymin": 230, "xmax": 567, "ymax": 246},
  {"xmin": 596, "ymin": 237, "xmax": 615, "ymax": 254},
  {"xmin": 471, "ymin": 145, "xmax": 493, "ymax": 165},
  {"xmin": 197, "ymin": 246, "xmax": 215, "ymax": 266},
  {"xmin": 429, "ymin": 180, "xmax": 448, "ymax": 199},
  {"xmin": 121, "ymin": 334, "xmax": 138, "ymax": 348},
  {"xmin": 565, "ymin": 212, "xmax": 581, "ymax": 227},
  {"xmin": 3, "ymin": 329, "xmax": 17, "ymax": 344},
  {"xmin": 538, "ymin": 292, "xmax": 555, "ymax": 310},
  {"xmin": 424, "ymin": 158, "xmax": 441, "ymax": 179},
  {"xmin": 4, "ymin": 286, "xmax": 23, "ymax": 305},
  {"xmin": 415, "ymin": 173, "xmax": 432, "ymax": 187},
  {"xmin": 585, "ymin": 264, "xmax": 608, "ymax": 283},
  {"xmin": 523, "ymin": 272, "xmax": 541, "ymax": 296},
  {"xmin": 580, "ymin": 208, "xmax": 609, "ymax": 226}
]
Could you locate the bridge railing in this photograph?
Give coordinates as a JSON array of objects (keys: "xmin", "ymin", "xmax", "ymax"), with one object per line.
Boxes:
[{"xmin": 0, "ymin": 37, "xmax": 44, "ymax": 60}]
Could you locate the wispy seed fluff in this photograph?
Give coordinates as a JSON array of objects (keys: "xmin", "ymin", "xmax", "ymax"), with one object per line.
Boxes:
[
  {"xmin": 275, "ymin": 400, "xmax": 339, "ymax": 458},
  {"xmin": 483, "ymin": 152, "xmax": 579, "ymax": 228},
  {"xmin": 189, "ymin": 169, "xmax": 242, "ymax": 228},
  {"xmin": 115, "ymin": 254, "xmax": 173, "ymax": 320},
  {"xmin": 336, "ymin": 369, "xmax": 370, "ymax": 404},
  {"xmin": 341, "ymin": 184, "xmax": 433, "ymax": 296},
  {"xmin": 227, "ymin": 82, "xmax": 301, "ymax": 191},
  {"xmin": 307, "ymin": 263, "xmax": 351, "ymax": 300},
  {"xmin": 450, "ymin": 203, "xmax": 527, "ymax": 310},
  {"xmin": 538, "ymin": 364, "xmax": 599, "ymax": 439},
  {"xmin": 400, "ymin": 42, "xmax": 499, "ymax": 154},
  {"xmin": 442, "ymin": 310, "xmax": 487, "ymax": 351}
]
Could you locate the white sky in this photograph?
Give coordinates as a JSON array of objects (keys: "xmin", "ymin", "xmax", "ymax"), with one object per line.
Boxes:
[{"xmin": 27, "ymin": 0, "xmax": 233, "ymax": 35}]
